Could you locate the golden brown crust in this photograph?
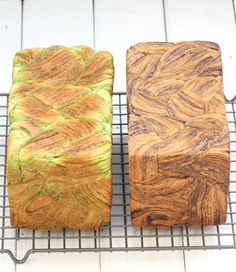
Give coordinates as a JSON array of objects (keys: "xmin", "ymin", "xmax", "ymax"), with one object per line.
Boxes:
[
  {"xmin": 127, "ymin": 41, "xmax": 230, "ymax": 227},
  {"xmin": 7, "ymin": 45, "xmax": 114, "ymax": 230}
]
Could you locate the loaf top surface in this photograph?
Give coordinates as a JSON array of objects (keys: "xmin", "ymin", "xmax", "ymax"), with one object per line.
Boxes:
[
  {"xmin": 9, "ymin": 45, "xmax": 114, "ymax": 124},
  {"xmin": 127, "ymin": 41, "xmax": 221, "ymax": 79},
  {"xmin": 127, "ymin": 41, "xmax": 229, "ymax": 182},
  {"xmin": 7, "ymin": 45, "xmax": 114, "ymax": 230},
  {"xmin": 13, "ymin": 45, "xmax": 113, "ymax": 85}
]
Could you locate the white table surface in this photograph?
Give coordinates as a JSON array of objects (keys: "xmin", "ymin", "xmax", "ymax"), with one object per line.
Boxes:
[{"xmin": 0, "ymin": 0, "xmax": 236, "ymax": 271}]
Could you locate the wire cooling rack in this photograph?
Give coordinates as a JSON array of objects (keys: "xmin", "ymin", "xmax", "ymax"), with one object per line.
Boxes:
[{"xmin": 0, "ymin": 92, "xmax": 236, "ymax": 264}]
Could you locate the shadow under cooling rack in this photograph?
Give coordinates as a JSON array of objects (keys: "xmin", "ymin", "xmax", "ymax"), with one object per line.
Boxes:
[{"xmin": 0, "ymin": 92, "xmax": 236, "ymax": 264}]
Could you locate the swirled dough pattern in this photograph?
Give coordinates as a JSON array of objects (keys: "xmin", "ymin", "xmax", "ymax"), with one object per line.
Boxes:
[
  {"xmin": 127, "ymin": 41, "xmax": 230, "ymax": 227},
  {"xmin": 7, "ymin": 45, "xmax": 114, "ymax": 230}
]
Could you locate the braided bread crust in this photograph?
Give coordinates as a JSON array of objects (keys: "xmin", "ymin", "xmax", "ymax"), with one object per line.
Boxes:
[
  {"xmin": 127, "ymin": 41, "xmax": 230, "ymax": 227},
  {"xmin": 7, "ymin": 45, "xmax": 114, "ymax": 230}
]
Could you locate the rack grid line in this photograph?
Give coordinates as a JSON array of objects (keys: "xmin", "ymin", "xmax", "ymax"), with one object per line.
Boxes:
[{"xmin": 0, "ymin": 92, "xmax": 236, "ymax": 264}]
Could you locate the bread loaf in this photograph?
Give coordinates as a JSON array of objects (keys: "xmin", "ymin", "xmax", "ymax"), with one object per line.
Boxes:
[
  {"xmin": 127, "ymin": 41, "xmax": 230, "ymax": 227},
  {"xmin": 7, "ymin": 45, "xmax": 114, "ymax": 230}
]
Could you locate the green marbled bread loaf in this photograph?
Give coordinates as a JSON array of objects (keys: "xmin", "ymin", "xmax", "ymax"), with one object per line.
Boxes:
[{"xmin": 7, "ymin": 45, "xmax": 114, "ymax": 230}]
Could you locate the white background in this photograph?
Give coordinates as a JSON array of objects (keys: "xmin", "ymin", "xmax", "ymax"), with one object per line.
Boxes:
[{"xmin": 0, "ymin": 0, "xmax": 236, "ymax": 271}]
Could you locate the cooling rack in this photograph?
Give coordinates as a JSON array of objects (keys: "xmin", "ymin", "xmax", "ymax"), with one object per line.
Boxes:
[{"xmin": 0, "ymin": 92, "xmax": 236, "ymax": 264}]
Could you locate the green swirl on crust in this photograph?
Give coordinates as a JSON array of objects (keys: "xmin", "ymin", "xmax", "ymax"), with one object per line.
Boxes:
[{"xmin": 7, "ymin": 45, "xmax": 114, "ymax": 230}]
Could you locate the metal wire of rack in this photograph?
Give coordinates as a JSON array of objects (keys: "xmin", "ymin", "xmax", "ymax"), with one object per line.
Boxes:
[{"xmin": 0, "ymin": 92, "xmax": 236, "ymax": 264}]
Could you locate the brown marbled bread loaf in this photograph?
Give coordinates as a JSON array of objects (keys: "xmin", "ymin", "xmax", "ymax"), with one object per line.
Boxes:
[
  {"xmin": 127, "ymin": 41, "xmax": 230, "ymax": 227},
  {"xmin": 7, "ymin": 45, "xmax": 114, "ymax": 230}
]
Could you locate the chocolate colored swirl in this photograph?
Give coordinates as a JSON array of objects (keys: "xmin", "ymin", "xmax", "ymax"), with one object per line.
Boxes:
[{"xmin": 127, "ymin": 41, "xmax": 230, "ymax": 227}]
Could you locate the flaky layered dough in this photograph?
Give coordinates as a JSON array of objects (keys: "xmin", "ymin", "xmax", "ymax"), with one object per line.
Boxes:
[
  {"xmin": 127, "ymin": 41, "xmax": 230, "ymax": 227},
  {"xmin": 7, "ymin": 45, "xmax": 114, "ymax": 230}
]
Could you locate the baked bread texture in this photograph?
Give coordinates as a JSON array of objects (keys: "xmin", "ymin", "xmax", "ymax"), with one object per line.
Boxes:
[
  {"xmin": 7, "ymin": 45, "xmax": 114, "ymax": 230},
  {"xmin": 127, "ymin": 41, "xmax": 230, "ymax": 227}
]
